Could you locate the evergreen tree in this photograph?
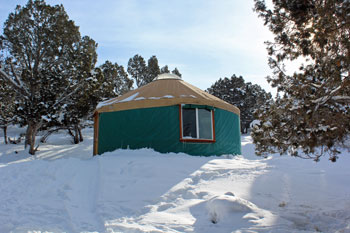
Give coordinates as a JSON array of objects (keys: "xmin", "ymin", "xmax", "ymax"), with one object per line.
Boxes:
[
  {"xmin": 160, "ymin": 65, "xmax": 170, "ymax": 74},
  {"xmin": 242, "ymin": 82, "xmax": 272, "ymax": 133},
  {"xmin": 172, "ymin": 68, "xmax": 182, "ymax": 77},
  {"xmin": 127, "ymin": 54, "xmax": 147, "ymax": 87},
  {"xmin": 147, "ymin": 55, "xmax": 160, "ymax": 83},
  {"xmin": 99, "ymin": 60, "xmax": 132, "ymax": 98},
  {"xmin": 0, "ymin": 0, "xmax": 96, "ymax": 154},
  {"xmin": 207, "ymin": 75, "xmax": 271, "ymax": 134},
  {"xmin": 55, "ymin": 36, "xmax": 98, "ymax": 144},
  {"xmin": 0, "ymin": 79, "xmax": 16, "ymax": 144},
  {"xmin": 253, "ymin": 0, "xmax": 350, "ymax": 161},
  {"xmin": 128, "ymin": 54, "xmax": 182, "ymax": 86},
  {"xmin": 0, "ymin": 50, "xmax": 16, "ymax": 144}
]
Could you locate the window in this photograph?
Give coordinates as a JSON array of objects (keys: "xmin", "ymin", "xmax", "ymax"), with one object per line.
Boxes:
[
  {"xmin": 180, "ymin": 105, "xmax": 215, "ymax": 142},
  {"xmin": 182, "ymin": 108, "xmax": 197, "ymax": 138}
]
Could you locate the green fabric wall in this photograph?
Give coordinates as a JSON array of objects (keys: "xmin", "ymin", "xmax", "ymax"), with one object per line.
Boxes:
[{"xmin": 97, "ymin": 105, "xmax": 241, "ymax": 156}]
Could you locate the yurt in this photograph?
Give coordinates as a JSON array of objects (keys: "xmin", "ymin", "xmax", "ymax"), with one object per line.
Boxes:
[{"xmin": 93, "ymin": 73, "xmax": 241, "ymax": 156}]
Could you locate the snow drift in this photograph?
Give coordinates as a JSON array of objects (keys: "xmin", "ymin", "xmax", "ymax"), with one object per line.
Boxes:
[{"xmin": 0, "ymin": 127, "xmax": 350, "ymax": 232}]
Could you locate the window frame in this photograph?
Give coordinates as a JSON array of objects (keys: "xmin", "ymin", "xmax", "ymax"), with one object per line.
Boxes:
[{"xmin": 179, "ymin": 104, "xmax": 216, "ymax": 143}]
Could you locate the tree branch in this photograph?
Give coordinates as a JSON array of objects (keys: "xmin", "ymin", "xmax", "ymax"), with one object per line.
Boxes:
[
  {"xmin": 53, "ymin": 80, "xmax": 85, "ymax": 108},
  {"xmin": 0, "ymin": 67, "xmax": 30, "ymax": 98}
]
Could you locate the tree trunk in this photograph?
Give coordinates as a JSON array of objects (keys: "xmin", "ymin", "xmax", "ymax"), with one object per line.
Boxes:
[
  {"xmin": 40, "ymin": 130, "xmax": 51, "ymax": 143},
  {"xmin": 78, "ymin": 126, "xmax": 83, "ymax": 142},
  {"xmin": 73, "ymin": 125, "xmax": 79, "ymax": 144},
  {"xmin": 40, "ymin": 127, "xmax": 65, "ymax": 143},
  {"xmin": 68, "ymin": 128, "xmax": 76, "ymax": 144},
  {"xmin": 67, "ymin": 125, "xmax": 82, "ymax": 144},
  {"xmin": 25, "ymin": 123, "xmax": 33, "ymax": 149},
  {"xmin": 25, "ymin": 121, "xmax": 40, "ymax": 155},
  {"xmin": 3, "ymin": 126, "xmax": 8, "ymax": 144}
]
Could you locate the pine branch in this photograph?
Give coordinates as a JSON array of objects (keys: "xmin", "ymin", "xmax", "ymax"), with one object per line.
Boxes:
[
  {"xmin": 0, "ymin": 67, "xmax": 30, "ymax": 99},
  {"xmin": 53, "ymin": 80, "xmax": 85, "ymax": 108},
  {"xmin": 312, "ymin": 79, "xmax": 349, "ymax": 108},
  {"xmin": 331, "ymin": 96, "xmax": 350, "ymax": 103}
]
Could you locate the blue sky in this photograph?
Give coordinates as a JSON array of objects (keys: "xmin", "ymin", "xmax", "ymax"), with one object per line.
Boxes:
[{"xmin": 0, "ymin": 0, "xmax": 276, "ymax": 94}]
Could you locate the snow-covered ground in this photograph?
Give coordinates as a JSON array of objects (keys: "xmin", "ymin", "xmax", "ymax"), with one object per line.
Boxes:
[{"xmin": 0, "ymin": 126, "xmax": 349, "ymax": 233}]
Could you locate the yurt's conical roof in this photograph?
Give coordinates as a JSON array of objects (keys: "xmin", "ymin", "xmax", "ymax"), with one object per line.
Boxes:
[{"xmin": 95, "ymin": 74, "xmax": 240, "ymax": 115}]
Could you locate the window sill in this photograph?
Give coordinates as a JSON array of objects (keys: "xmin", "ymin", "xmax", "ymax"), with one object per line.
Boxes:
[{"xmin": 180, "ymin": 138, "xmax": 216, "ymax": 143}]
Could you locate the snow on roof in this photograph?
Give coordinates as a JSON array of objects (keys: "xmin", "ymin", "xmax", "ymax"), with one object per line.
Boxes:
[{"xmin": 95, "ymin": 77, "xmax": 240, "ymax": 115}]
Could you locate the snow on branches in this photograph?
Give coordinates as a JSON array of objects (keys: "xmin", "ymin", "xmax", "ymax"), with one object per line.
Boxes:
[{"xmin": 252, "ymin": 0, "xmax": 350, "ymax": 162}]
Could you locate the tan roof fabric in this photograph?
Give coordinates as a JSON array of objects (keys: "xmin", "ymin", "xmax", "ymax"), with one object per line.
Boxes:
[{"xmin": 95, "ymin": 78, "xmax": 240, "ymax": 115}]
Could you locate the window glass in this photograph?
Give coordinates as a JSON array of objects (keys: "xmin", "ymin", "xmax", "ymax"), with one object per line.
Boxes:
[
  {"xmin": 198, "ymin": 108, "xmax": 212, "ymax": 139},
  {"xmin": 182, "ymin": 108, "xmax": 197, "ymax": 138}
]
